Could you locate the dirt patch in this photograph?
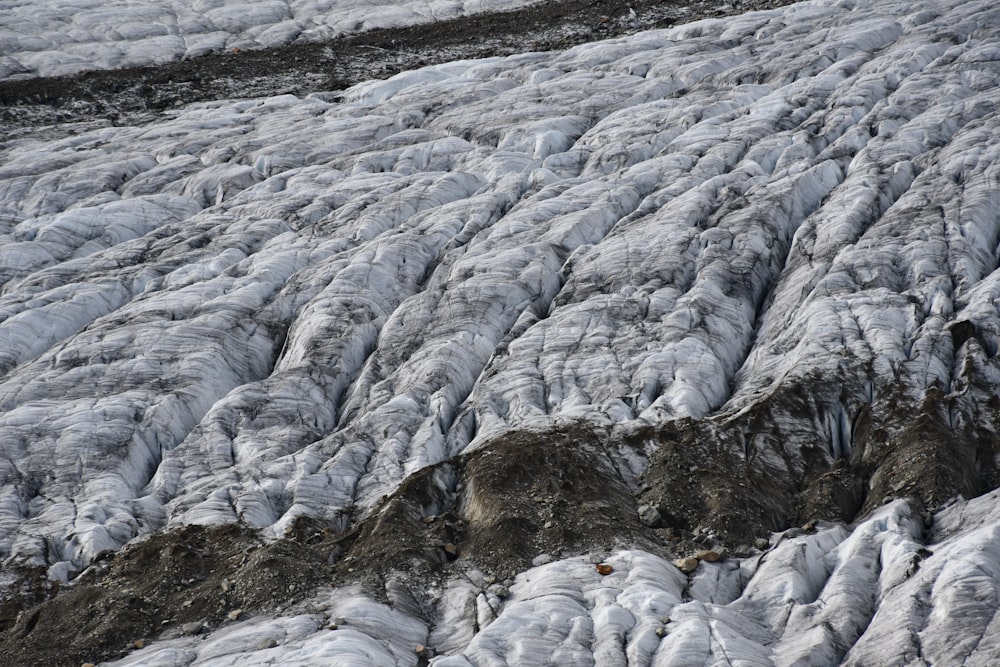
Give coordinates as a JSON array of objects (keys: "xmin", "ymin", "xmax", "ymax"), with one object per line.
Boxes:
[
  {"xmin": 854, "ymin": 386, "xmax": 1000, "ymax": 516},
  {"xmin": 635, "ymin": 417, "xmax": 796, "ymax": 547},
  {"xmin": 336, "ymin": 421, "xmax": 672, "ymax": 584},
  {"xmin": 638, "ymin": 379, "xmax": 1000, "ymax": 546},
  {"xmin": 457, "ymin": 423, "xmax": 661, "ymax": 576},
  {"xmin": 0, "ymin": 523, "xmax": 330, "ymax": 667}
]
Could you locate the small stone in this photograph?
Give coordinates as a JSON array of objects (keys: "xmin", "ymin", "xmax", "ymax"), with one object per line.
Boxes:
[
  {"xmin": 674, "ymin": 556, "xmax": 699, "ymax": 573},
  {"xmin": 256, "ymin": 638, "xmax": 278, "ymax": 650},
  {"xmin": 483, "ymin": 574, "xmax": 497, "ymax": 585},
  {"xmin": 132, "ymin": 639, "xmax": 145, "ymax": 649},
  {"xmin": 181, "ymin": 622, "xmax": 204, "ymax": 635},
  {"xmin": 596, "ymin": 563, "xmax": 614, "ymax": 575},
  {"xmin": 422, "ymin": 515, "xmax": 437, "ymax": 524},
  {"xmin": 220, "ymin": 579, "xmax": 231, "ymax": 592},
  {"xmin": 182, "ymin": 600, "xmax": 193, "ymax": 608},
  {"xmin": 227, "ymin": 609, "xmax": 243, "ymax": 621},
  {"xmin": 531, "ymin": 553, "xmax": 554, "ymax": 567},
  {"xmin": 443, "ymin": 543, "xmax": 459, "ymax": 561},
  {"xmin": 694, "ymin": 549, "xmax": 721, "ymax": 562},
  {"xmin": 660, "ymin": 615, "xmax": 671, "ymax": 624},
  {"xmin": 543, "ymin": 521, "xmax": 553, "ymax": 529},
  {"xmin": 494, "ymin": 586, "xmax": 510, "ymax": 599},
  {"xmin": 82, "ymin": 663, "xmax": 96, "ymax": 667},
  {"xmin": 655, "ymin": 627, "xmax": 667, "ymax": 637},
  {"xmin": 802, "ymin": 520, "xmax": 817, "ymax": 531},
  {"xmin": 415, "ymin": 644, "xmax": 434, "ymax": 658},
  {"xmin": 755, "ymin": 538, "xmax": 770, "ymax": 550},
  {"xmin": 637, "ymin": 504, "xmax": 662, "ymax": 527}
]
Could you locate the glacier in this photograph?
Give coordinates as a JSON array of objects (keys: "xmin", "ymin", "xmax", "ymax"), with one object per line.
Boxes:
[{"xmin": 2, "ymin": 0, "xmax": 1000, "ymax": 663}]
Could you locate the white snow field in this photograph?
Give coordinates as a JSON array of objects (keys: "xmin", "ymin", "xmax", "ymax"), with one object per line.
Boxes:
[
  {"xmin": 0, "ymin": 0, "xmax": 532, "ymax": 80},
  {"xmin": 3, "ymin": 0, "xmax": 1000, "ymax": 663}
]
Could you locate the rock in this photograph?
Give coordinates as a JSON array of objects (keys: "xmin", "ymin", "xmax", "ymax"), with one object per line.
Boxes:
[
  {"xmin": 493, "ymin": 586, "xmax": 510, "ymax": 599},
  {"xmin": 256, "ymin": 638, "xmax": 278, "ymax": 650},
  {"xmin": 415, "ymin": 644, "xmax": 435, "ymax": 658},
  {"xmin": 596, "ymin": 563, "xmax": 613, "ymax": 575},
  {"xmin": 532, "ymin": 553, "xmax": 554, "ymax": 567},
  {"xmin": 674, "ymin": 557, "xmax": 699, "ymax": 573},
  {"xmin": 693, "ymin": 549, "xmax": 721, "ymax": 562},
  {"xmin": 132, "ymin": 639, "xmax": 145, "ymax": 649},
  {"xmin": 755, "ymin": 538, "xmax": 770, "ymax": 550},
  {"xmin": 181, "ymin": 622, "xmax": 204, "ymax": 635},
  {"xmin": 227, "ymin": 608, "xmax": 243, "ymax": 621},
  {"xmin": 637, "ymin": 504, "xmax": 663, "ymax": 527}
]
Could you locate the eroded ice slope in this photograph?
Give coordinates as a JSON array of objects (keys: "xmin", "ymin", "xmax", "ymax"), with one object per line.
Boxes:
[{"xmin": 2, "ymin": 0, "xmax": 1000, "ymax": 663}]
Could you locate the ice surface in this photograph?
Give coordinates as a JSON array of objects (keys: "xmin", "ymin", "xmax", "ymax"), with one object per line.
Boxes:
[{"xmin": 3, "ymin": 0, "xmax": 1000, "ymax": 663}]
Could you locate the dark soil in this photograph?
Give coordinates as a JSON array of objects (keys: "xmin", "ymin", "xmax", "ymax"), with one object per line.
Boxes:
[
  {"xmin": 0, "ymin": 523, "xmax": 329, "ymax": 667},
  {"xmin": 0, "ymin": 0, "xmax": 799, "ymax": 142}
]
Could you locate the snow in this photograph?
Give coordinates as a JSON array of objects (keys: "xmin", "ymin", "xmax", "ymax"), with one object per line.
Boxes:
[{"xmin": 3, "ymin": 0, "xmax": 1000, "ymax": 663}]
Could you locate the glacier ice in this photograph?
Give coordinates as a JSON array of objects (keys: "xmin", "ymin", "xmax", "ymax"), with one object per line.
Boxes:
[{"xmin": 2, "ymin": 0, "xmax": 1000, "ymax": 663}]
